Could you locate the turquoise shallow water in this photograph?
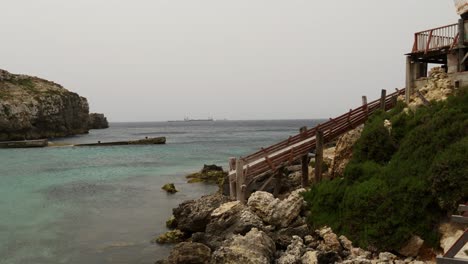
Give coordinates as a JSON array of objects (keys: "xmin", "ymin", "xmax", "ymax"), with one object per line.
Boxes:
[{"xmin": 0, "ymin": 120, "xmax": 322, "ymax": 264}]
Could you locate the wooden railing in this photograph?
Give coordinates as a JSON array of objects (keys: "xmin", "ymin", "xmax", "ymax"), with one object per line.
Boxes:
[
  {"xmin": 228, "ymin": 88, "xmax": 406, "ymax": 202},
  {"xmin": 436, "ymin": 204, "xmax": 468, "ymax": 264},
  {"xmin": 412, "ymin": 23, "xmax": 459, "ymax": 54}
]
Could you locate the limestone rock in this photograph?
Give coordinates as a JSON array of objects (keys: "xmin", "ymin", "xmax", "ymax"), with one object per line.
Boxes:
[
  {"xmin": 201, "ymin": 201, "xmax": 265, "ymax": 249},
  {"xmin": 316, "ymin": 227, "xmax": 342, "ymax": 252},
  {"xmin": 273, "ymin": 224, "xmax": 311, "ymax": 249},
  {"xmin": 277, "ymin": 236, "xmax": 305, "ymax": 264},
  {"xmin": 0, "ymin": 69, "xmax": 91, "ymax": 141},
  {"xmin": 88, "ymin": 113, "xmax": 109, "ymax": 129},
  {"xmin": 407, "ymin": 67, "xmax": 456, "ymax": 113},
  {"xmin": 173, "ymin": 193, "xmax": 230, "ymax": 233},
  {"xmin": 167, "ymin": 242, "xmax": 211, "ymax": 264},
  {"xmin": 339, "ymin": 235, "xmax": 353, "ymax": 251},
  {"xmin": 331, "ymin": 125, "xmax": 364, "ymax": 177},
  {"xmin": 248, "ymin": 189, "xmax": 306, "ymax": 228},
  {"xmin": 378, "ymin": 252, "xmax": 397, "ymax": 261},
  {"xmin": 211, "ymin": 228, "xmax": 276, "ymax": 264},
  {"xmin": 301, "ymin": 251, "xmax": 318, "ymax": 264},
  {"xmin": 398, "ymin": 235, "xmax": 424, "ymax": 257}
]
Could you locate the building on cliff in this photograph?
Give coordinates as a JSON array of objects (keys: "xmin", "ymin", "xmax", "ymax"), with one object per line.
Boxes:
[{"xmin": 405, "ymin": 0, "xmax": 468, "ymax": 103}]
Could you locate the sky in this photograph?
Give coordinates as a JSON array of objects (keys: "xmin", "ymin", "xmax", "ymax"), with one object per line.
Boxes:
[{"xmin": 0, "ymin": 1, "xmax": 459, "ymax": 122}]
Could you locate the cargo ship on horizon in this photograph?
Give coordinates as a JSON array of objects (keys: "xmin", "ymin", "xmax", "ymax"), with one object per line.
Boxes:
[{"xmin": 167, "ymin": 117, "xmax": 214, "ymax": 122}]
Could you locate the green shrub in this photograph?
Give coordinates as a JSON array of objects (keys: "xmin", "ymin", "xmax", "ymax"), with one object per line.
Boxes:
[{"xmin": 303, "ymin": 88, "xmax": 468, "ymax": 251}]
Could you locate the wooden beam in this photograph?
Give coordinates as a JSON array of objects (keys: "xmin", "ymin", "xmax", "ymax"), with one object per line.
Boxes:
[
  {"xmin": 416, "ymin": 90, "xmax": 430, "ymax": 106},
  {"xmin": 436, "ymin": 257, "xmax": 468, "ymax": 264},
  {"xmin": 444, "ymin": 230, "xmax": 468, "ymax": 258},
  {"xmin": 300, "ymin": 127, "xmax": 309, "ymax": 187},
  {"xmin": 315, "ymin": 130, "xmax": 324, "ymax": 183},
  {"xmin": 451, "ymin": 215, "xmax": 468, "ymax": 224}
]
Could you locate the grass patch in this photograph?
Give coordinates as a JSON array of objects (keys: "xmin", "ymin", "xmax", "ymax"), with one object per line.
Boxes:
[{"xmin": 303, "ymin": 88, "xmax": 468, "ymax": 251}]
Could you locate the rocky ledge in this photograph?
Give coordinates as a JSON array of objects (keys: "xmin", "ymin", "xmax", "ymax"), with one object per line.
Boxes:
[
  {"xmin": 156, "ymin": 189, "xmax": 433, "ymax": 264},
  {"xmin": 0, "ymin": 69, "xmax": 93, "ymax": 141}
]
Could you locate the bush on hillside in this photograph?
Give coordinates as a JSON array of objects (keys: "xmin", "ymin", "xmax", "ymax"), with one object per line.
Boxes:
[{"xmin": 303, "ymin": 88, "xmax": 468, "ymax": 251}]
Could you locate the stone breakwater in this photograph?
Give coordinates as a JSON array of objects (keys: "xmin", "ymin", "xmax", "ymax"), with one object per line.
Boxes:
[
  {"xmin": 156, "ymin": 189, "xmax": 434, "ymax": 264},
  {"xmin": 0, "ymin": 69, "xmax": 107, "ymax": 141}
]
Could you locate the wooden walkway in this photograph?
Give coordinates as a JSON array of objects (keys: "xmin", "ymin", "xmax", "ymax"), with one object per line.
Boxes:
[{"xmin": 228, "ymin": 88, "xmax": 406, "ymax": 202}]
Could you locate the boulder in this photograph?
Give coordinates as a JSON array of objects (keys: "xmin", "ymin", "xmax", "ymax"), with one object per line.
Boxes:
[
  {"xmin": 166, "ymin": 215, "xmax": 177, "ymax": 229},
  {"xmin": 88, "ymin": 113, "xmax": 109, "ymax": 129},
  {"xmin": 277, "ymin": 236, "xmax": 306, "ymax": 264},
  {"xmin": 247, "ymin": 189, "xmax": 306, "ymax": 228},
  {"xmin": 199, "ymin": 201, "xmax": 265, "ymax": 250},
  {"xmin": 167, "ymin": 242, "xmax": 211, "ymax": 264},
  {"xmin": 211, "ymin": 228, "xmax": 276, "ymax": 264},
  {"xmin": 162, "ymin": 183, "xmax": 178, "ymax": 194},
  {"xmin": 173, "ymin": 193, "xmax": 230, "ymax": 233},
  {"xmin": 339, "ymin": 235, "xmax": 353, "ymax": 251},
  {"xmin": 398, "ymin": 235, "xmax": 424, "ymax": 257},
  {"xmin": 330, "ymin": 125, "xmax": 364, "ymax": 178}
]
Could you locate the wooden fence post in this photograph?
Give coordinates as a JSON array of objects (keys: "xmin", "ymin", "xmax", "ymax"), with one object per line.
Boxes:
[
  {"xmin": 228, "ymin": 157, "xmax": 237, "ymax": 200},
  {"xmin": 300, "ymin": 126, "xmax": 309, "ymax": 187},
  {"xmin": 362, "ymin": 95, "xmax": 368, "ymax": 118},
  {"xmin": 236, "ymin": 159, "xmax": 246, "ymax": 203},
  {"xmin": 380, "ymin": 89, "xmax": 387, "ymax": 111},
  {"xmin": 315, "ymin": 130, "xmax": 324, "ymax": 183}
]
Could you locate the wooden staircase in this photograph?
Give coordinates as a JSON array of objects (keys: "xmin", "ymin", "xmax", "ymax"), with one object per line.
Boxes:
[{"xmin": 227, "ymin": 88, "xmax": 406, "ymax": 203}]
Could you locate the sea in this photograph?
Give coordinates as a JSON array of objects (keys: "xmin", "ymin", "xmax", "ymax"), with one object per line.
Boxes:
[{"xmin": 0, "ymin": 120, "xmax": 323, "ymax": 264}]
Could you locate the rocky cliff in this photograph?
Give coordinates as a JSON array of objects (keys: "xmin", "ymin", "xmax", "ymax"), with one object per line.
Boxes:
[{"xmin": 0, "ymin": 69, "xmax": 90, "ymax": 141}]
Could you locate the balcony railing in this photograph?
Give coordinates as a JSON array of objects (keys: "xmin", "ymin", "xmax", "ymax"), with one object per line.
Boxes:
[{"xmin": 412, "ymin": 23, "xmax": 459, "ymax": 54}]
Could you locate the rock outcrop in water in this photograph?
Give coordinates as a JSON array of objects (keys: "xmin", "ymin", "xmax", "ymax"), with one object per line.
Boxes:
[
  {"xmin": 0, "ymin": 69, "xmax": 91, "ymax": 141},
  {"xmin": 88, "ymin": 113, "xmax": 109, "ymax": 129}
]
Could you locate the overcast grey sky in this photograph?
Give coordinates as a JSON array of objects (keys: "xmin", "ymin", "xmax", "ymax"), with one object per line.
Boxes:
[{"xmin": 1, "ymin": 1, "xmax": 458, "ymax": 121}]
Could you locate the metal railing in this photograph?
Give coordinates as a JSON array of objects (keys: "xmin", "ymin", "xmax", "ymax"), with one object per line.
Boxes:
[{"xmin": 412, "ymin": 23, "xmax": 459, "ymax": 54}]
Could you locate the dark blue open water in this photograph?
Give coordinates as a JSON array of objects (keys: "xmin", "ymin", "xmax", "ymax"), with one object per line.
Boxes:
[{"xmin": 0, "ymin": 120, "xmax": 322, "ymax": 264}]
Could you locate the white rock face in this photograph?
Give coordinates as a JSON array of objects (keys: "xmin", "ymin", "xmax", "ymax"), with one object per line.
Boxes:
[
  {"xmin": 330, "ymin": 125, "xmax": 364, "ymax": 177},
  {"xmin": 247, "ymin": 189, "xmax": 306, "ymax": 228},
  {"xmin": 0, "ymin": 69, "xmax": 90, "ymax": 140}
]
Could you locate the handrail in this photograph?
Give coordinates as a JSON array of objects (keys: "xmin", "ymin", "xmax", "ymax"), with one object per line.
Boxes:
[
  {"xmin": 412, "ymin": 23, "xmax": 459, "ymax": 54},
  {"xmin": 230, "ymin": 89, "xmax": 405, "ymax": 181}
]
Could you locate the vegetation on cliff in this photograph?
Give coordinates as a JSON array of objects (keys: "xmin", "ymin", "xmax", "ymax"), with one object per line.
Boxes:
[{"xmin": 303, "ymin": 88, "xmax": 468, "ymax": 252}]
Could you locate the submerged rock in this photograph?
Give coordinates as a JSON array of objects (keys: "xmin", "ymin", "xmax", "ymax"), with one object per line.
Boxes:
[
  {"xmin": 162, "ymin": 183, "xmax": 178, "ymax": 194},
  {"xmin": 211, "ymin": 228, "xmax": 276, "ymax": 264},
  {"xmin": 173, "ymin": 193, "xmax": 230, "ymax": 233},
  {"xmin": 153, "ymin": 229, "xmax": 185, "ymax": 244},
  {"xmin": 186, "ymin": 164, "xmax": 228, "ymax": 185}
]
